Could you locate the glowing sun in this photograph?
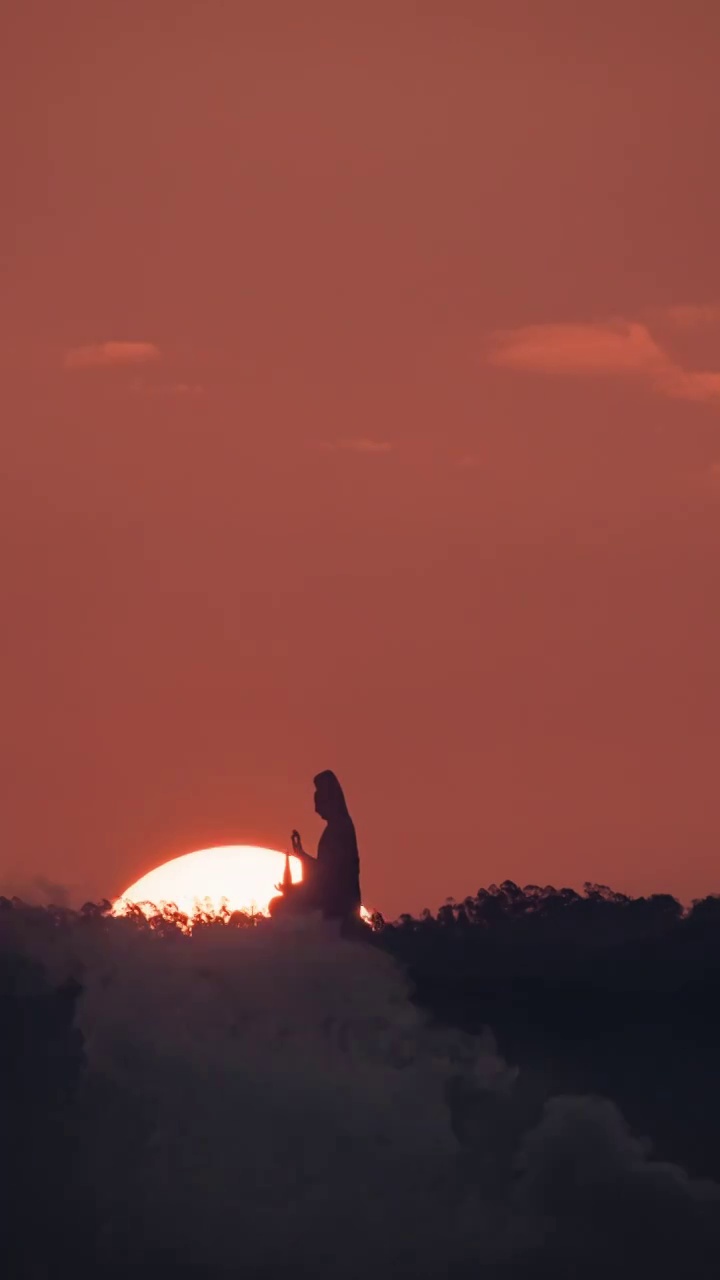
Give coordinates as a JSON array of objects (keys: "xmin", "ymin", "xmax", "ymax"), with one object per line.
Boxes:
[{"xmin": 114, "ymin": 845, "xmax": 303, "ymax": 920}]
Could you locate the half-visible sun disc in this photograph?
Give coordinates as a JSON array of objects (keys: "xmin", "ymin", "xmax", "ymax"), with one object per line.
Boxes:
[{"xmin": 114, "ymin": 845, "xmax": 303, "ymax": 920}]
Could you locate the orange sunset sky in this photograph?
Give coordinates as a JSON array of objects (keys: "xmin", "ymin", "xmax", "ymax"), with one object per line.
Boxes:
[{"xmin": 2, "ymin": 1, "xmax": 719, "ymax": 918}]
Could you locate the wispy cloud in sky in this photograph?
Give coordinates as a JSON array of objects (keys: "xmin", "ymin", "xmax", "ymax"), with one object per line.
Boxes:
[
  {"xmin": 317, "ymin": 437, "xmax": 394, "ymax": 454},
  {"xmin": 658, "ymin": 367, "xmax": 720, "ymax": 405},
  {"xmin": 487, "ymin": 321, "xmax": 664, "ymax": 376},
  {"xmin": 64, "ymin": 341, "xmax": 161, "ymax": 370},
  {"xmin": 658, "ymin": 304, "xmax": 720, "ymax": 331},
  {"xmin": 487, "ymin": 312, "xmax": 720, "ymax": 407},
  {"xmin": 131, "ymin": 380, "xmax": 205, "ymax": 397}
]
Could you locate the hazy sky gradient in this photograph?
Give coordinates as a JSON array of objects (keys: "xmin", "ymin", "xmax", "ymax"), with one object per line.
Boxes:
[{"xmin": 2, "ymin": 1, "xmax": 720, "ymax": 915}]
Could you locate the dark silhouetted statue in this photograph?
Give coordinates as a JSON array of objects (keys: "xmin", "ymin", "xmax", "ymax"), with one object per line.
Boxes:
[{"xmin": 270, "ymin": 771, "xmax": 362, "ymax": 929}]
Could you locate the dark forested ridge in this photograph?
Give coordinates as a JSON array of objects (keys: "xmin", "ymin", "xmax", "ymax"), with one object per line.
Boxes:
[
  {"xmin": 376, "ymin": 882, "xmax": 720, "ymax": 1181},
  {"xmin": 2, "ymin": 882, "xmax": 720, "ymax": 1278}
]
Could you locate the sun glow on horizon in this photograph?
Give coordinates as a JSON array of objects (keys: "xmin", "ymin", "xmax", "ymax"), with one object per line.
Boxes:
[
  {"xmin": 114, "ymin": 845, "xmax": 303, "ymax": 920},
  {"xmin": 114, "ymin": 844, "xmax": 373, "ymax": 924}
]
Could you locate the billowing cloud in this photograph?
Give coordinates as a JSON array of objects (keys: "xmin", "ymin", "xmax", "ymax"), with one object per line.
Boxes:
[
  {"xmin": 487, "ymin": 316, "xmax": 720, "ymax": 408},
  {"xmin": 6, "ymin": 904, "xmax": 720, "ymax": 1278},
  {"xmin": 64, "ymin": 341, "xmax": 161, "ymax": 370}
]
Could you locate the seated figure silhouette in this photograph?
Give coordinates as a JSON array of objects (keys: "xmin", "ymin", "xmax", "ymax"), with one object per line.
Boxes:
[{"xmin": 269, "ymin": 771, "xmax": 362, "ymax": 929}]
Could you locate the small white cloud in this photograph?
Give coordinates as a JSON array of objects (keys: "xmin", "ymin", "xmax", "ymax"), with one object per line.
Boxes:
[
  {"xmin": 64, "ymin": 341, "xmax": 161, "ymax": 370},
  {"xmin": 165, "ymin": 382, "xmax": 204, "ymax": 396}
]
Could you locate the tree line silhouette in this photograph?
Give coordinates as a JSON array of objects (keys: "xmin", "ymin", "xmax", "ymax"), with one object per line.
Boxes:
[
  {"xmin": 377, "ymin": 881, "xmax": 720, "ymax": 1187},
  {"xmin": 2, "ymin": 881, "xmax": 720, "ymax": 1276}
]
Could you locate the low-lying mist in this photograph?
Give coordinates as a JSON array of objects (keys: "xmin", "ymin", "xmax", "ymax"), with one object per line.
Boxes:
[{"xmin": 2, "ymin": 894, "xmax": 720, "ymax": 1278}]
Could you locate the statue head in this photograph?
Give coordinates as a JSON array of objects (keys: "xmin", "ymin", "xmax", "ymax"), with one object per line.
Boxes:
[{"xmin": 313, "ymin": 770, "xmax": 348, "ymax": 822}]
